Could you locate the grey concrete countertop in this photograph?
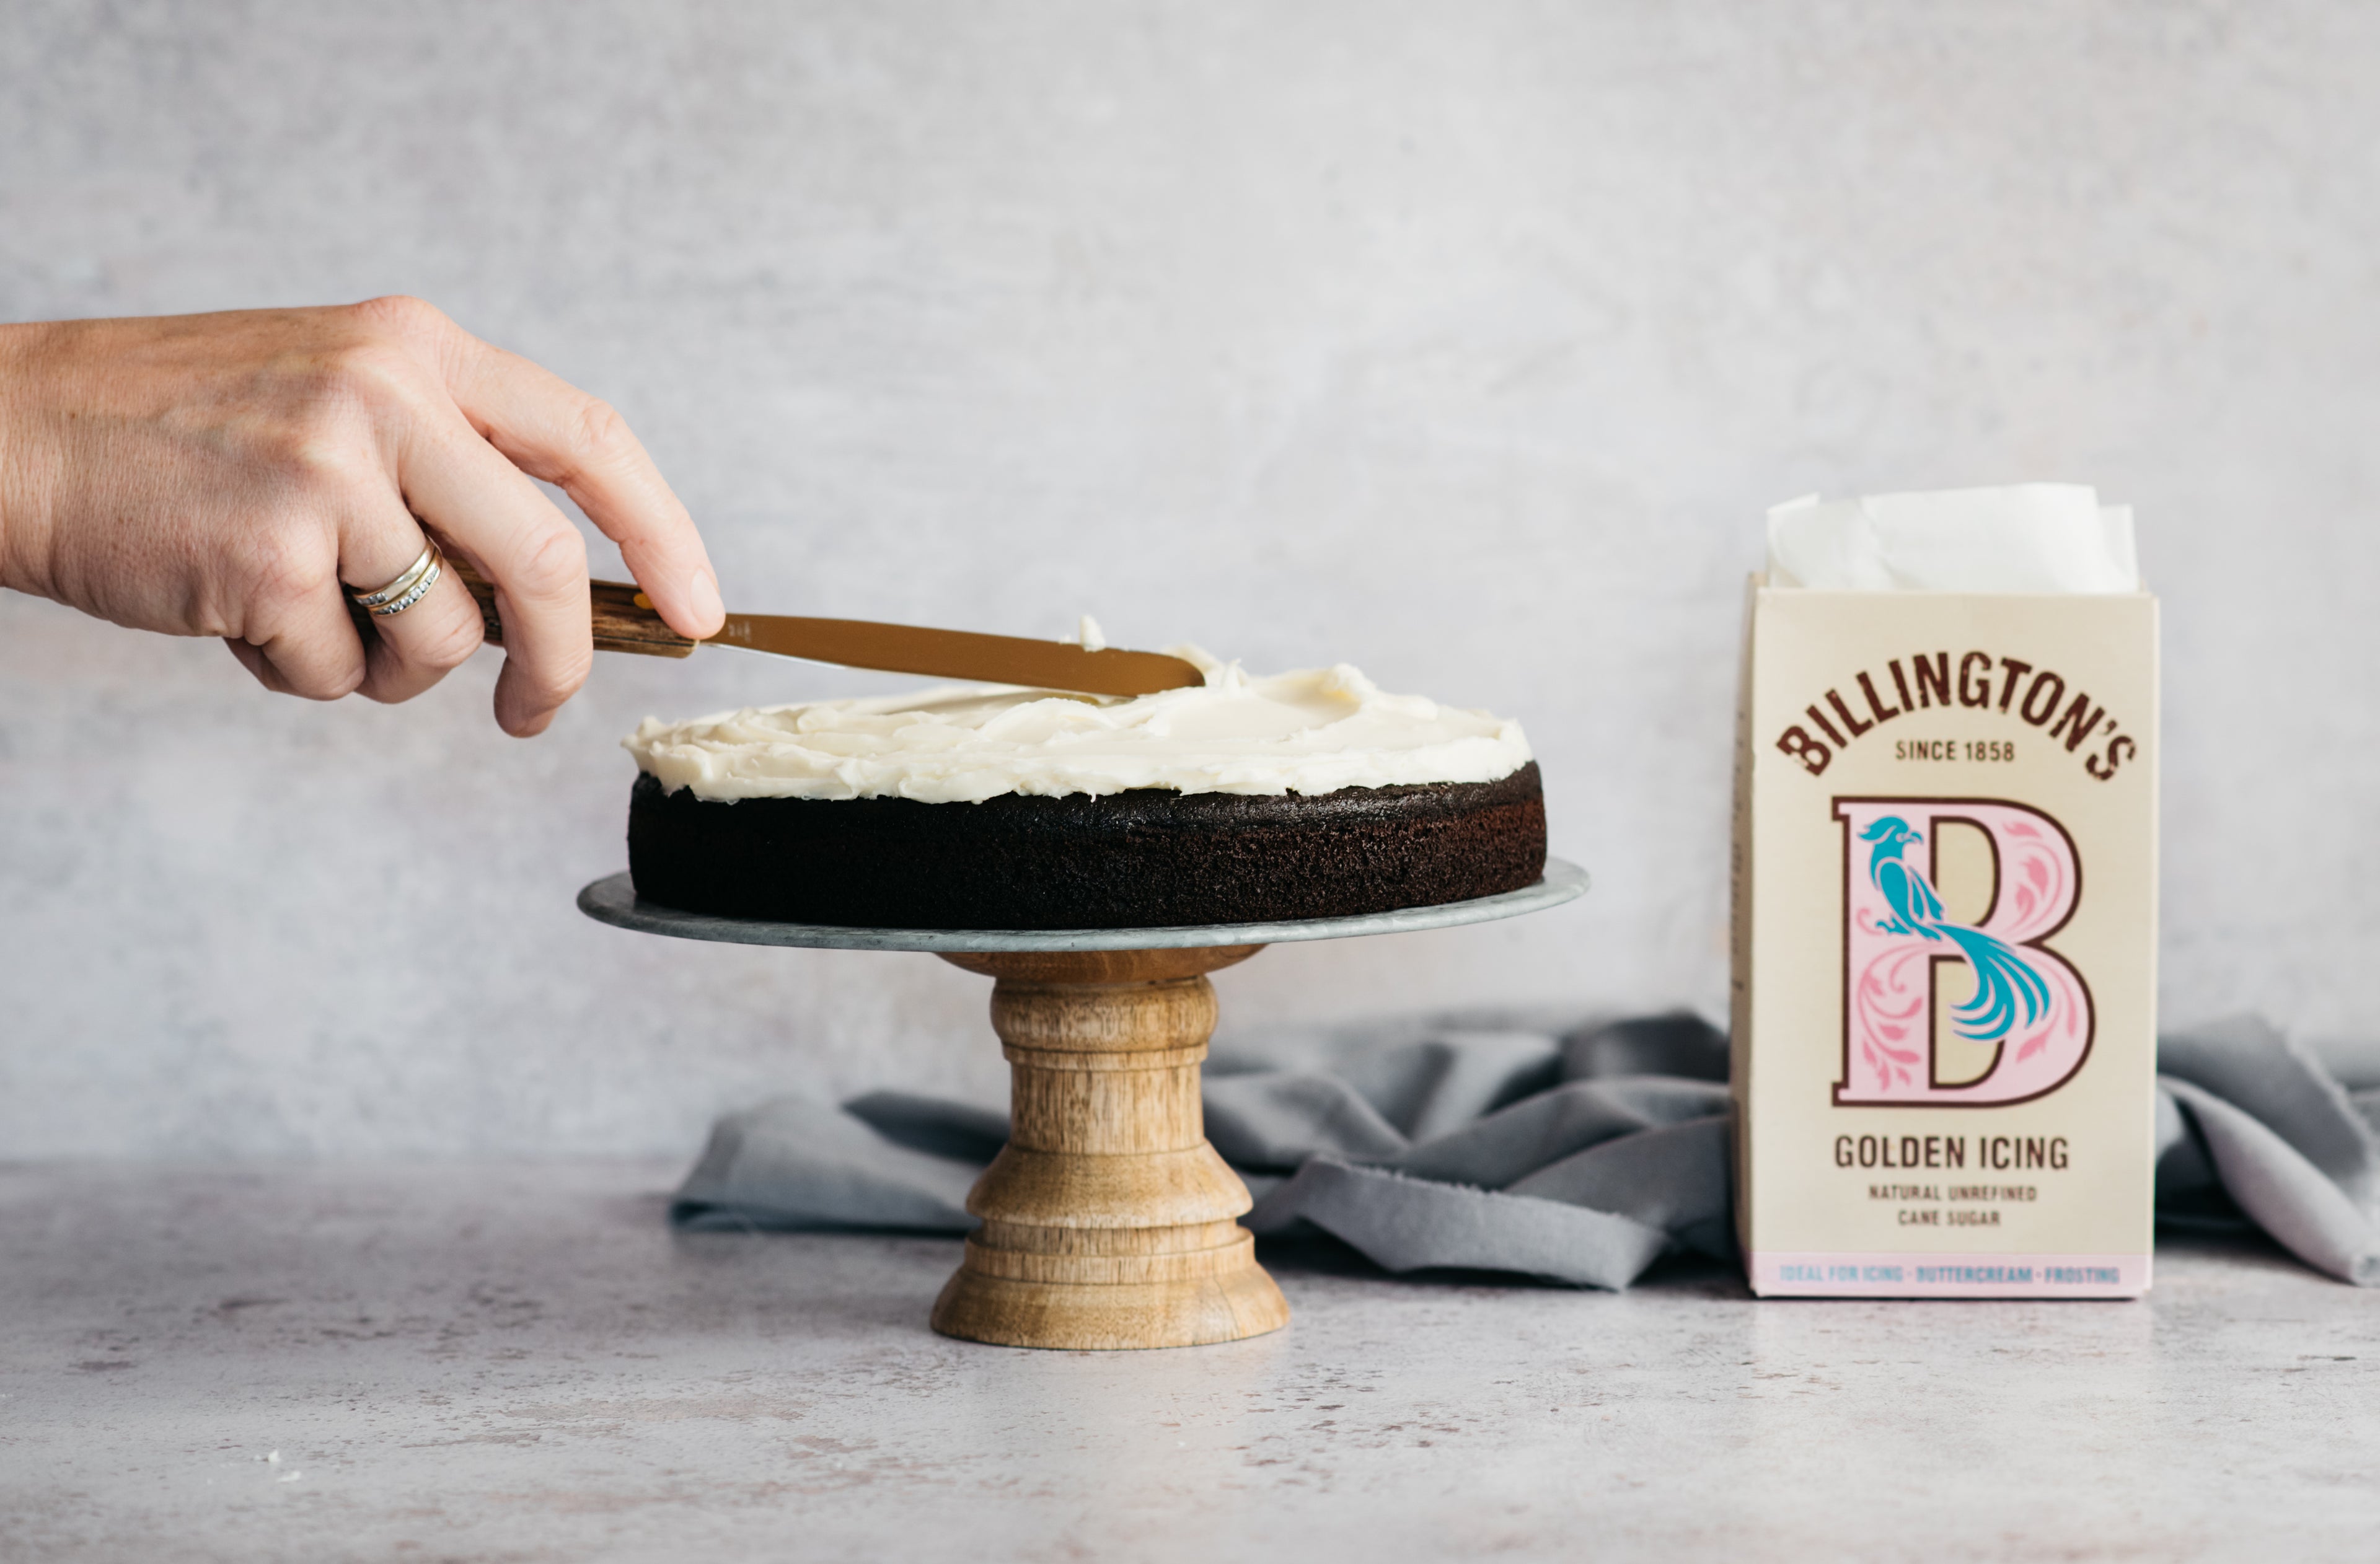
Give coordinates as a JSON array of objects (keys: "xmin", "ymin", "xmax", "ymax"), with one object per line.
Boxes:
[{"xmin": 2, "ymin": 1162, "xmax": 2374, "ymax": 1562}]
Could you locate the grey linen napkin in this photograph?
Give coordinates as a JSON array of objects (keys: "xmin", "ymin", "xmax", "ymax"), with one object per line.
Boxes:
[{"xmin": 674, "ymin": 1011, "xmax": 2380, "ymax": 1289}]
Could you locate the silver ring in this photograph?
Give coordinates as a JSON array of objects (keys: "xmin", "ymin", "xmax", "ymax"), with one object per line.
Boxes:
[
  {"xmin": 368, "ymin": 553, "xmax": 443, "ymax": 617},
  {"xmin": 348, "ymin": 542, "xmax": 444, "ymax": 617}
]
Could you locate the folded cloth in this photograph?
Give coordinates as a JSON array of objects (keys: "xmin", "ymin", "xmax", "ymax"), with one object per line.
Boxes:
[
  {"xmin": 2155, "ymin": 1016, "xmax": 2380, "ymax": 1285},
  {"xmin": 673, "ymin": 1011, "xmax": 2380, "ymax": 1290}
]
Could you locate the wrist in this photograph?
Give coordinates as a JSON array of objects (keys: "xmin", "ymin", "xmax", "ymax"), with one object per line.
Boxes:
[{"xmin": 0, "ymin": 320, "xmax": 60, "ymax": 596}]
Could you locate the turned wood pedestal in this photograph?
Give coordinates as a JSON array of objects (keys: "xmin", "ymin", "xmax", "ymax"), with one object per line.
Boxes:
[
  {"xmin": 928, "ymin": 946, "xmax": 1289, "ymax": 1350},
  {"xmin": 576, "ymin": 859, "xmax": 1585, "ymax": 1353}
]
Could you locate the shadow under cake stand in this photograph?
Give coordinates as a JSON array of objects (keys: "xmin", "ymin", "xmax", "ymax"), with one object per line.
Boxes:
[{"xmin": 580, "ymin": 859, "xmax": 1587, "ymax": 1351}]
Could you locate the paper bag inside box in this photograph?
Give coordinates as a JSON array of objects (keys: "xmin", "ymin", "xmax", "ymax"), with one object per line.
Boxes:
[{"xmin": 1730, "ymin": 582, "xmax": 2159, "ymax": 1297}]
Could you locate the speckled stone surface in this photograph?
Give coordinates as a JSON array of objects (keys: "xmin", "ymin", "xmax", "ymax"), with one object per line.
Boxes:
[{"xmin": 2, "ymin": 1162, "xmax": 2374, "ymax": 1562}]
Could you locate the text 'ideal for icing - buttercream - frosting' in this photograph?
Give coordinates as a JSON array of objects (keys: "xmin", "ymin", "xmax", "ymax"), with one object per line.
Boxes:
[{"xmin": 624, "ymin": 649, "xmax": 1533, "ymax": 804}]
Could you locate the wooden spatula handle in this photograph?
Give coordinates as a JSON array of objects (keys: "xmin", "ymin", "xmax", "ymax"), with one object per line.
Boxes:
[{"xmin": 449, "ymin": 558, "xmax": 699, "ymax": 658}]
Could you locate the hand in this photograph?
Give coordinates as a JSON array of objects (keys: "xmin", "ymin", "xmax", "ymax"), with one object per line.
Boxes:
[{"xmin": 0, "ymin": 297, "xmax": 725, "ymax": 736}]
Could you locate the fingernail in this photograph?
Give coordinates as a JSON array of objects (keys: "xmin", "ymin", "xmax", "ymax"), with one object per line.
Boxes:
[{"xmin": 687, "ymin": 569, "xmax": 725, "ymax": 631}]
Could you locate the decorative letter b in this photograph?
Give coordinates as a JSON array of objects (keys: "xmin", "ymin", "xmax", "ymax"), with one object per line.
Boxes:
[{"xmin": 1833, "ymin": 797, "xmax": 2094, "ymax": 1106}]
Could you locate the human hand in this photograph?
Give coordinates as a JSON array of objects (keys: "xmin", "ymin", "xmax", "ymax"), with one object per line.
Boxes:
[{"xmin": 0, "ymin": 297, "xmax": 725, "ymax": 736}]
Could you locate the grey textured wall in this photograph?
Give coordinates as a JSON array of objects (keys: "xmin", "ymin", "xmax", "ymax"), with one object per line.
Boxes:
[{"xmin": 5, "ymin": 1, "xmax": 2377, "ymax": 1158}]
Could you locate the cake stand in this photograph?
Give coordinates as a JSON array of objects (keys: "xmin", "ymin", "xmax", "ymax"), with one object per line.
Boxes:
[{"xmin": 580, "ymin": 859, "xmax": 1587, "ymax": 1351}]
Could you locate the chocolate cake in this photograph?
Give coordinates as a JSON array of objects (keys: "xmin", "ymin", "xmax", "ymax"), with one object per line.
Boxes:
[{"xmin": 623, "ymin": 653, "xmax": 1546, "ymax": 930}]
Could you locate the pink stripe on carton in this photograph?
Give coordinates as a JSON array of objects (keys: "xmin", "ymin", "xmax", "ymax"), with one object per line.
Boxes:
[{"xmin": 1750, "ymin": 1251, "xmax": 2150, "ymax": 1298}]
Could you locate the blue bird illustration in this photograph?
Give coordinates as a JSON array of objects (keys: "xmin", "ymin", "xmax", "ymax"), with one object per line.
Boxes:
[{"xmin": 1859, "ymin": 816, "xmax": 2050, "ymax": 1043}]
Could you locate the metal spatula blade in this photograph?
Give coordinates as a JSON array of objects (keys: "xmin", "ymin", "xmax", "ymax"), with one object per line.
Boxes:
[{"xmin": 439, "ymin": 561, "xmax": 1205, "ymax": 699}]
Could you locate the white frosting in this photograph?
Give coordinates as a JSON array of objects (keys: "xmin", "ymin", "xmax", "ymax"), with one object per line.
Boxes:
[{"xmin": 625, "ymin": 649, "xmax": 1533, "ymax": 804}]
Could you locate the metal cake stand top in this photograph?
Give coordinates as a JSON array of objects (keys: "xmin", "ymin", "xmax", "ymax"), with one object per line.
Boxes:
[{"xmin": 577, "ymin": 857, "xmax": 1587, "ymax": 954}]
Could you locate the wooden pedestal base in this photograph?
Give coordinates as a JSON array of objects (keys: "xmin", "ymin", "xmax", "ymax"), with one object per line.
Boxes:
[{"xmin": 928, "ymin": 946, "xmax": 1291, "ymax": 1351}]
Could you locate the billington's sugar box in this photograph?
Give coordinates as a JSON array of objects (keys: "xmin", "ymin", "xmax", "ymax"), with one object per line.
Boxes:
[{"xmin": 1730, "ymin": 488, "xmax": 2159, "ymax": 1298}]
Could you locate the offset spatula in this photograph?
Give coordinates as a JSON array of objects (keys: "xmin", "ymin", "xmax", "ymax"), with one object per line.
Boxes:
[{"xmin": 437, "ymin": 560, "xmax": 1205, "ymax": 699}]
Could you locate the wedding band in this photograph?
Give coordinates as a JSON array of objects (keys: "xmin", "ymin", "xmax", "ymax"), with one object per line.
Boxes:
[{"xmin": 348, "ymin": 542, "xmax": 444, "ymax": 618}]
